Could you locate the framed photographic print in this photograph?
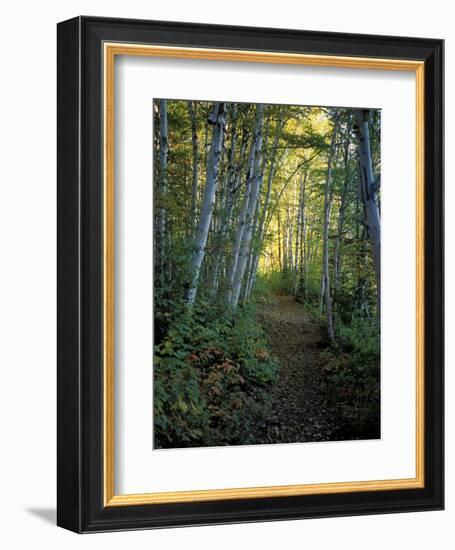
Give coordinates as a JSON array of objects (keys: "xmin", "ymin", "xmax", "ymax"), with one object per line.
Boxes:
[{"xmin": 57, "ymin": 16, "xmax": 444, "ymax": 532}]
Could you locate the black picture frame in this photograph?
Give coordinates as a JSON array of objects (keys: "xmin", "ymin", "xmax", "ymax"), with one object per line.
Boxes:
[{"xmin": 57, "ymin": 16, "xmax": 444, "ymax": 533}]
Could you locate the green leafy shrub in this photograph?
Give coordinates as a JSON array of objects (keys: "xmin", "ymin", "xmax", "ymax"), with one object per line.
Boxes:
[
  {"xmin": 321, "ymin": 319, "xmax": 380, "ymax": 440},
  {"xmin": 154, "ymin": 301, "xmax": 279, "ymax": 448}
]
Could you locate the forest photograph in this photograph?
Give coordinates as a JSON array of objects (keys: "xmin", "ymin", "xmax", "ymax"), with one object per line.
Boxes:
[{"xmin": 153, "ymin": 98, "xmax": 381, "ymax": 450}]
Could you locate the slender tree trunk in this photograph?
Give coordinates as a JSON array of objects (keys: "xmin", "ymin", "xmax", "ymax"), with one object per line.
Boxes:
[
  {"xmin": 294, "ymin": 172, "xmax": 306, "ymax": 295},
  {"xmin": 304, "ymin": 226, "xmax": 311, "ymax": 301},
  {"xmin": 277, "ymin": 211, "xmax": 282, "ymax": 272},
  {"xmin": 207, "ymin": 105, "xmax": 240, "ymax": 296},
  {"xmin": 355, "ymin": 109, "xmax": 381, "ymax": 306},
  {"xmin": 283, "ymin": 221, "xmax": 288, "ymax": 275},
  {"xmin": 188, "ymin": 101, "xmax": 199, "ymax": 232},
  {"xmin": 156, "ymin": 100, "xmax": 168, "ymax": 278},
  {"xmin": 242, "ymin": 198, "xmax": 261, "ymax": 302},
  {"xmin": 333, "ymin": 132, "xmax": 352, "ymax": 301},
  {"xmin": 218, "ymin": 129, "xmax": 248, "ymax": 295},
  {"xmin": 287, "ymin": 207, "xmax": 294, "ymax": 285},
  {"xmin": 322, "ymin": 116, "xmax": 339, "ymax": 343},
  {"xmin": 319, "ymin": 276, "xmax": 325, "ymax": 314},
  {"xmin": 245, "ymin": 113, "xmax": 285, "ymax": 298},
  {"xmin": 224, "ymin": 128, "xmax": 256, "ymax": 304},
  {"xmin": 294, "ymin": 184, "xmax": 300, "ymax": 288},
  {"xmin": 231, "ymin": 104, "xmax": 265, "ymax": 311},
  {"xmin": 186, "ymin": 102, "xmax": 226, "ymax": 306}
]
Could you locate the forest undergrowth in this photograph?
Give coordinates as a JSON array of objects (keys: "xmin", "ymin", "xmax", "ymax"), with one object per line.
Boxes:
[
  {"xmin": 154, "ymin": 273, "xmax": 379, "ymax": 449},
  {"xmin": 154, "ymin": 283, "xmax": 279, "ymax": 448}
]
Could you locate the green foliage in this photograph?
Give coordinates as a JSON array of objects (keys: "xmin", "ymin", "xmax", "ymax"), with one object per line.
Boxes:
[
  {"xmin": 154, "ymin": 301, "xmax": 279, "ymax": 448},
  {"xmin": 321, "ymin": 319, "xmax": 380, "ymax": 439},
  {"xmin": 257, "ymin": 270, "xmax": 290, "ymax": 295}
]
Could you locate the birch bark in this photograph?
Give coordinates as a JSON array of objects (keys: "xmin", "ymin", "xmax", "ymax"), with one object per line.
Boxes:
[
  {"xmin": 207, "ymin": 105, "xmax": 239, "ymax": 295},
  {"xmin": 245, "ymin": 113, "xmax": 285, "ymax": 298},
  {"xmin": 321, "ymin": 116, "xmax": 339, "ymax": 343},
  {"xmin": 333, "ymin": 130, "xmax": 352, "ymax": 299},
  {"xmin": 355, "ymin": 109, "xmax": 381, "ymax": 297},
  {"xmin": 186, "ymin": 102, "xmax": 226, "ymax": 306},
  {"xmin": 188, "ymin": 101, "xmax": 199, "ymax": 231},
  {"xmin": 224, "ymin": 122, "xmax": 257, "ymax": 305},
  {"xmin": 231, "ymin": 104, "xmax": 265, "ymax": 311},
  {"xmin": 156, "ymin": 100, "xmax": 168, "ymax": 276}
]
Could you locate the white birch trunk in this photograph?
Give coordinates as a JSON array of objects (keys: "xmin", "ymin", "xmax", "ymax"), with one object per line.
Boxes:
[
  {"xmin": 188, "ymin": 101, "xmax": 199, "ymax": 231},
  {"xmin": 321, "ymin": 116, "xmax": 339, "ymax": 343},
  {"xmin": 231, "ymin": 104, "xmax": 265, "ymax": 311},
  {"xmin": 355, "ymin": 110, "xmax": 381, "ymax": 296},
  {"xmin": 207, "ymin": 105, "xmax": 240, "ymax": 295},
  {"xmin": 156, "ymin": 100, "xmax": 168, "ymax": 273},
  {"xmin": 333, "ymin": 134, "xmax": 352, "ymax": 298},
  {"xmin": 186, "ymin": 102, "xmax": 226, "ymax": 306},
  {"xmin": 277, "ymin": 211, "xmax": 282, "ymax": 271},
  {"xmin": 294, "ymin": 173, "xmax": 305, "ymax": 295},
  {"xmin": 287, "ymin": 207, "xmax": 294, "ymax": 278},
  {"xmin": 224, "ymin": 127, "xmax": 256, "ymax": 304},
  {"xmin": 244, "ymin": 113, "xmax": 285, "ymax": 298}
]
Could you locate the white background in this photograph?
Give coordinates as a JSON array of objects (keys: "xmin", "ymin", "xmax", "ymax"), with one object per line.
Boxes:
[
  {"xmin": 116, "ymin": 57, "xmax": 416, "ymax": 494},
  {"xmin": 0, "ymin": 1, "xmax": 451, "ymax": 548}
]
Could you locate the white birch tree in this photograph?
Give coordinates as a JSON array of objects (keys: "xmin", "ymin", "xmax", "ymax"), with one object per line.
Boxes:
[
  {"xmin": 355, "ymin": 110, "xmax": 381, "ymax": 297},
  {"xmin": 231, "ymin": 104, "xmax": 265, "ymax": 310},
  {"xmin": 244, "ymin": 113, "xmax": 285, "ymax": 299},
  {"xmin": 156, "ymin": 99, "xmax": 168, "ymax": 276},
  {"xmin": 321, "ymin": 115, "xmax": 339, "ymax": 343},
  {"xmin": 188, "ymin": 101, "xmax": 199, "ymax": 232},
  {"xmin": 224, "ymin": 120, "xmax": 257, "ymax": 305},
  {"xmin": 186, "ymin": 102, "xmax": 226, "ymax": 306}
]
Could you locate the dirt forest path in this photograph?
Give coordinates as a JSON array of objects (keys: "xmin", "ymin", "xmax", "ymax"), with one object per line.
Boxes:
[{"xmin": 256, "ymin": 294, "xmax": 340, "ymax": 444}]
